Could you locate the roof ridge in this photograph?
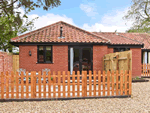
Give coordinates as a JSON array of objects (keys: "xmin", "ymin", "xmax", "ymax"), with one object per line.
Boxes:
[
  {"xmin": 12, "ymin": 21, "xmax": 110, "ymax": 43},
  {"xmin": 118, "ymin": 33, "xmax": 143, "ymax": 45},
  {"xmin": 60, "ymin": 21, "xmax": 110, "ymax": 43}
]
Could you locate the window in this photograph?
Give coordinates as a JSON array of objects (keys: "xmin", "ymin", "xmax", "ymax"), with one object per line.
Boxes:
[
  {"xmin": 113, "ymin": 48, "xmax": 130, "ymax": 53},
  {"xmin": 38, "ymin": 46, "xmax": 52, "ymax": 63}
]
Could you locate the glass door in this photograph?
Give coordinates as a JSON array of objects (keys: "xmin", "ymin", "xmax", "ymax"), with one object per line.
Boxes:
[
  {"xmin": 81, "ymin": 48, "xmax": 92, "ymax": 73},
  {"xmin": 69, "ymin": 46, "xmax": 93, "ymax": 74}
]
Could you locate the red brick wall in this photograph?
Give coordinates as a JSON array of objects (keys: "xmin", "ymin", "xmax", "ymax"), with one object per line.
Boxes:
[
  {"xmin": 93, "ymin": 45, "xmax": 108, "ymax": 71},
  {"xmin": 0, "ymin": 52, "xmax": 13, "ymax": 73},
  {"xmin": 19, "ymin": 45, "xmax": 142, "ymax": 77},
  {"xmin": 108, "ymin": 48, "xmax": 113, "ymax": 54},
  {"xmin": 19, "ymin": 45, "xmax": 68, "ymax": 73},
  {"xmin": 130, "ymin": 48, "xmax": 141, "ymax": 77}
]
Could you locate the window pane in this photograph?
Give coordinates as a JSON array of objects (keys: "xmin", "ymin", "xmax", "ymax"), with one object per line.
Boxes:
[
  {"xmin": 46, "ymin": 46, "xmax": 52, "ymax": 62},
  {"xmin": 39, "ymin": 46, "xmax": 44, "ymax": 62}
]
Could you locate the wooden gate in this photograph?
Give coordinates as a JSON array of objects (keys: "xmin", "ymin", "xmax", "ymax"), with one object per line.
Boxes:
[
  {"xmin": 103, "ymin": 51, "xmax": 132, "ymax": 73},
  {"xmin": 13, "ymin": 55, "xmax": 19, "ymax": 74}
]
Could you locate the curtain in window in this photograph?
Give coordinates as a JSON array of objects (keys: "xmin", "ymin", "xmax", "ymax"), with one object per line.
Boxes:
[
  {"xmin": 70, "ymin": 47, "xmax": 74, "ymax": 75},
  {"xmin": 143, "ymin": 52, "xmax": 148, "ymax": 64}
]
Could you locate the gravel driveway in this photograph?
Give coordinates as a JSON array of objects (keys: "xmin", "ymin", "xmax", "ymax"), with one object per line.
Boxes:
[{"xmin": 0, "ymin": 78, "xmax": 150, "ymax": 113}]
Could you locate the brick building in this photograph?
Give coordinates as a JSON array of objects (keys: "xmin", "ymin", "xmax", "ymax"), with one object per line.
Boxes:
[{"xmin": 11, "ymin": 21, "xmax": 143, "ymax": 77}]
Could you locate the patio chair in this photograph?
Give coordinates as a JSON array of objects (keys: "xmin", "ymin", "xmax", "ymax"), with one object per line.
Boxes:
[
  {"xmin": 42, "ymin": 68, "xmax": 50, "ymax": 75},
  {"xmin": 16, "ymin": 68, "xmax": 26, "ymax": 75}
]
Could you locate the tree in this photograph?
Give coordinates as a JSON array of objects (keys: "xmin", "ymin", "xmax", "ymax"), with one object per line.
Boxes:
[
  {"xmin": 124, "ymin": 0, "xmax": 150, "ymax": 33},
  {"xmin": 0, "ymin": 0, "xmax": 61, "ymax": 52}
]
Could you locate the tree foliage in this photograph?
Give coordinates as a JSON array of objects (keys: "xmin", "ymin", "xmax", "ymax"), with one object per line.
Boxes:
[
  {"xmin": 0, "ymin": 0, "xmax": 61, "ymax": 52},
  {"xmin": 124, "ymin": 0, "xmax": 150, "ymax": 33}
]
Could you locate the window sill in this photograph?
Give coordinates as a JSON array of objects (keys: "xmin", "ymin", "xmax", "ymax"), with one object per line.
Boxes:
[{"xmin": 36, "ymin": 62, "xmax": 54, "ymax": 64}]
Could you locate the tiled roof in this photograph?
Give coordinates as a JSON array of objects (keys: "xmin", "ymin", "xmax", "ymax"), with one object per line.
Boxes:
[
  {"xmin": 93, "ymin": 32, "xmax": 143, "ymax": 45},
  {"xmin": 11, "ymin": 21, "xmax": 109, "ymax": 43},
  {"xmin": 119, "ymin": 33, "xmax": 150, "ymax": 49}
]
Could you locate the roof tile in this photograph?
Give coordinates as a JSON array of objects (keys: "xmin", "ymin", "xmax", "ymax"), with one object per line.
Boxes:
[{"xmin": 11, "ymin": 21, "xmax": 109, "ymax": 43}]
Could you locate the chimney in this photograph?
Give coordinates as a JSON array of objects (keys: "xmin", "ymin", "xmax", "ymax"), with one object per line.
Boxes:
[
  {"xmin": 58, "ymin": 27, "xmax": 65, "ymax": 39},
  {"xmin": 60, "ymin": 27, "xmax": 63, "ymax": 37}
]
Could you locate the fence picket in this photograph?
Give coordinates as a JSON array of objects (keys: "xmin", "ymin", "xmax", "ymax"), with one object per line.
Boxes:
[
  {"xmin": 63, "ymin": 71, "xmax": 66, "ymax": 98},
  {"xmin": 58, "ymin": 71, "xmax": 61, "ymax": 98},
  {"xmin": 125, "ymin": 70, "xmax": 127, "ymax": 95},
  {"xmin": 107, "ymin": 71, "xmax": 110, "ymax": 96},
  {"xmin": 77, "ymin": 71, "xmax": 80, "ymax": 97},
  {"xmin": 53, "ymin": 71, "xmax": 56, "ymax": 98},
  {"xmin": 120, "ymin": 70, "xmax": 123, "ymax": 95},
  {"xmin": 84, "ymin": 71, "xmax": 87, "ymax": 97},
  {"xmin": 82, "ymin": 71, "xmax": 85, "ymax": 97},
  {"xmin": 6, "ymin": 72, "xmax": 9, "ymax": 99},
  {"xmin": 98, "ymin": 71, "xmax": 101, "ymax": 96},
  {"xmin": 103, "ymin": 71, "xmax": 105, "ymax": 96},
  {"xmin": 67, "ymin": 71, "xmax": 70, "ymax": 97},
  {"xmin": 31, "ymin": 72, "xmax": 34, "ymax": 98},
  {"xmin": 16, "ymin": 72, "xmax": 19, "ymax": 98},
  {"xmin": 34, "ymin": 72, "xmax": 36, "ymax": 98},
  {"xmin": 48, "ymin": 71, "xmax": 51, "ymax": 98},
  {"xmin": 26, "ymin": 72, "xmax": 29, "ymax": 98},
  {"xmin": 38, "ymin": 71, "xmax": 41, "ymax": 98},
  {"xmin": 1, "ymin": 72, "xmax": 4, "ymax": 99},
  {"xmin": 43, "ymin": 72, "xmax": 46, "ymax": 98},
  {"xmin": 93, "ymin": 71, "xmax": 96, "ymax": 96},
  {"xmin": 116, "ymin": 70, "xmax": 119, "ymax": 96},
  {"xmin": 11, "ymin": 72, "xmax": 14, "ymax": 98},
  {"xmin": 89, "ymin": 71, "xmax": 92, "ymax": 96},
  {"xmin": 112, "ymin": 71, "xmax": 114, "ymax": 96},
  {"xmin": 21, "ymin": 72, "xmax": 24, "ymax": 98}
]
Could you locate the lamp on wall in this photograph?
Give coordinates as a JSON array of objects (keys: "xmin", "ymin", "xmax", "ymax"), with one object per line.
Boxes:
[{"xmin": 29, "ymin": 51, "xmax": 32, "ymax": 56}]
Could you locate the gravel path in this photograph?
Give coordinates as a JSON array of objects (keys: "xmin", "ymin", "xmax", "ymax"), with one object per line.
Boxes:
[{"xmin": 0, "ymin": 79, "xmax": 150, "ymax": 113}]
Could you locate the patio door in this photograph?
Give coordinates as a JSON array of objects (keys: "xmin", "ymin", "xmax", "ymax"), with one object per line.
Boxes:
[{"xmin": 69, "ymin": 46, "xmax": 93, "ymax": 74}]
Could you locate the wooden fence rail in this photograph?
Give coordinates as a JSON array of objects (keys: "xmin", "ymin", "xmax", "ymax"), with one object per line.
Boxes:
[
  {"xmin": 0, "ymin": 70, "xmax": 132, "ymax": 100},
  {"xmin": 141, "ymin": 64, "xmax": 150, "ymax": 77}
]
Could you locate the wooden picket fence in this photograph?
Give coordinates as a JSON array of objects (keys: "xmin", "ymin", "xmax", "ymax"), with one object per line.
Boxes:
[
  {"xmin": 141, "ymin": 64, "xmax": 150, "ymax": 77},
  {"xmin": 0, "ymin": 70, "xmax": 132, "ymax": 100}
]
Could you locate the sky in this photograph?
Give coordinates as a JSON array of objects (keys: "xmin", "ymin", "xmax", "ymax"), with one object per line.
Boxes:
[{"xmin": 24, "ymin": 0, "xmax": 134, "ymax": 33}]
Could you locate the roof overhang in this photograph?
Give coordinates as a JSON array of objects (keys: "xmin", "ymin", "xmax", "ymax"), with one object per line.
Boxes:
[
  {"xmin": 10, "ymin": 42, "xmax": 144, "ymax": 49},
  {"xmin": 108, "ymin": 44, "xmax": 144, "ymax": 48},
  {"xmin": 10, "ymin": 42, "xmax": 110, "ymax": 47}
]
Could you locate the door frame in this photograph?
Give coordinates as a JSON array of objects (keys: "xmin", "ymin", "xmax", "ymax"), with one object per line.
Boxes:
[{"xmin": 68, "ymin": 45, "xmax": 93, "ymax": 73}]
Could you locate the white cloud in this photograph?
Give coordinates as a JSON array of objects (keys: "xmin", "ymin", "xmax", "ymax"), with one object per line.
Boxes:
[
  {"xmin": 27, "ymin": 13, "xmax": 75, "ymax": 31},
  {"xmin": 82, "ymin": 8, "xmax": 134, "ymax": 32},
  {"xmin": 80, "ymin": 3, "xmax": 98, "ymax": 17}
]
